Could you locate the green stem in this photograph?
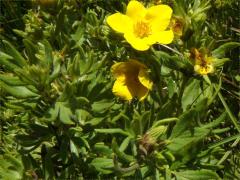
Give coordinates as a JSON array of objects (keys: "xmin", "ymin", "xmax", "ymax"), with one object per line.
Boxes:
[
  {"xmin": 152, "ymin": 117, "xmax": 179, "ymax": 127},
  {"xmin": 209, "ymin": 133, "xmax": 240, "ymax": 149},
  {"xmin": 216, "ymin": 88, "xmax": 240, "ymax": 132}
]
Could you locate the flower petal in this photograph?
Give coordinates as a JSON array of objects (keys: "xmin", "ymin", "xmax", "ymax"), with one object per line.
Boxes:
[
  {"xmin": 128, "ymin": 59, "xmax": 147, "ymax": 69},
  {"xmin": 155, "ymin": 30, "xmax": 174, "ymax": 44},
  {"xmin": 111, "ymin": 62, "xmax": 125, "ymax": 78},
  {"xmin": 107, "ymin": 13, "xmax": 132, "ymax": 33},
  {"xmin": 136, "ymin": 84, "xmax": 149, "ymax": 101},
  {"xmin": 146, "ymin": 5, "xmax": 172, "ymax": 31},
  {"xmin": 126, "ymin": 0, "xmax": 146, "ymax": 20},
  {"xmin": 138, "ymin": 68, "xmax": 153, "ymax": 90},
  {"xmin": 146, "ymin": 5, "xmax": 172, "ymax": 21},
  {"xmin": 111, "ymin": 60, "xmax": 141, "ymax": 78},
  {"xmin": 125, "ymin": 75, "xmax": 149, "ymax": 101},
  {"xmin": 111, "ymin": 60, "xmax": 152, "ymax": 101},
  {"xmin": 112, "ymin": 76, "xmax": 133, "ymax": 101},
  {"xmin": 124, "ymin": 32, "xmax": 150, "ymax": 51}
]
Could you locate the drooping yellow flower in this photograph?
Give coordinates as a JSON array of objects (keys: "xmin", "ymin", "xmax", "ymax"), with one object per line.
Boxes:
[
  {"xmin": 111, "ymin": 60, "xmax": 153, "ymax": 101},
  {"xmin": 107, "ymin": 1, "xmax": 174, "ymax": 51},
  {"xmin": 190, "ymin": 48, "xmax": 214, "ymax": 75}
]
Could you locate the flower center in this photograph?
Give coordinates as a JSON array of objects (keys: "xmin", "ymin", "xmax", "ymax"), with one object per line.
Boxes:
[
  {"xmin": 201, "ymin": 64, "xmax": 213, "ymax": 73},
  {"xmin": 134, "ymin": 21, "xmax": 151, "ymax": 38}
]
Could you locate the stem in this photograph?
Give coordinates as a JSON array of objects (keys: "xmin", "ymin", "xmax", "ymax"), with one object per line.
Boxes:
[
  {"xmin": 216, "ymin": 88, "xmax": 240, "ymax": 132},
  {"xmin": 159, "ymin": 44, "xmax": 183, "ymax": 57},
  {"xmin": 152, "ymin": 118, "xmax": 179, "ymax": 127},
  {"xmin": 209, "ymin": 133, "xmax": 240, "ymax": 149}
]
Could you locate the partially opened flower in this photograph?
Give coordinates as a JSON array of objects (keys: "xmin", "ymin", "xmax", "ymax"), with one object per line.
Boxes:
[
  {"xmin": 190, "ymin": 48, "xmax": 214, "ymax": 75},
  {"xmin": 194, "ymin": 57, "xmax": 214, "ymax": 75},
  {"xmin": 170, "ymin": 16, "xmax": 184, "ymax": 37},
  {"xmin": 111, "ymin": 60, "xmax": 153, "ymax": 101},
  {"xmin": 107, "ymin": 1, "xmax": 174, "ymax": 51}
]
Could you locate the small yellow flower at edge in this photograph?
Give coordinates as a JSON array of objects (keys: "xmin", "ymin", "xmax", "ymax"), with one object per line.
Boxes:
[
  {"xmin": 170, "ymin": 17, "xmax": 184, "ymax": 37},
  {"xmin": 190, "ymin": 48, "xmax": 214, "ymax": 75},
  {"xmin": 106, "ymin": 0, "xmax": 174, "ymax": 51},
  {"xmin": 111, "ymin": 60, "xmax": 153, "ymax": 101},
  {"xmin": 194, "ymin": 57, "xmax": 214, "ymax": 75}
]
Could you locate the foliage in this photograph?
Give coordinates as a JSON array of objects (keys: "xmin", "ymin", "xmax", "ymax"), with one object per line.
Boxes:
[{"xmin": 0, "ymin": 0, "xmax": 239, "ymax": 179}]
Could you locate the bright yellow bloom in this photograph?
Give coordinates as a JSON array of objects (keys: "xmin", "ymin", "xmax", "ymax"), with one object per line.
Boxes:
[
  {"xmin": 107, "ymin": 1, "xmax": 174, "ymax": 51},
  {"xmin": 190, "ymin": 48, "xmax": 214, "ymax": 75},
  {"xmin": 111, "ymin": 60, "xmax": 153, "ymax": 101}
]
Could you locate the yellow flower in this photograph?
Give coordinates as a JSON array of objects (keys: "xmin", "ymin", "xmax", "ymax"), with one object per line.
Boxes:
[
  {"xmin": 170, "ymin": 17, "xmax": 184, "ymax": 37},
  {"xmin": 190, "ymin": 48, "xmax": 214, "ymax": 75},
  {"xmin": 111, "ymin": 60, "xmax": 153, "ymax": 101},
  {"xmin": 107, "ymin": 0, "xmax": 174, "ymax": 51},
  {"xmin": 194, "ymin": 57, "xmax": 214, "ymax": 75}
]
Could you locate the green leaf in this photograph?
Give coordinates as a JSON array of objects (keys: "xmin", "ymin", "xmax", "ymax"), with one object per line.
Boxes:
[
  {"xmin": 168, "ymin": 128, "xmax": 209, "ymax": 155},
  {"xmin": 93, "ymin": 143, "xmax": 112, "ymax": 156},
  {"xmin": 43, "ymin": 149, "xmax": 55, "ymax": 180},
  {"xmin": 0, "ymin": 81, "xmax": 39, "ymax": 98},
  {"xmin": 182, "ymin": 79, "xmax": 200, "ymax": 110},
  {"xmin": 2, "ymin": 40, "xmax": 27, "ymax": 67},
  {"xmin": 0, "ymin": 74, "xmax": 26, "ymax": 86},
  {"xmin": 0, "ymin": 154, "xmax": 23, "ymax": 180},
  {"xmin": 85, "ymin": 117, "xmax": 104, "ymax": 126},
  {"xmin": 70, "ymin": 140, "xmax": 79, "ymax": 158},
  {"xmin": 42, "ymin": 40, "xmax": 53, "ymax": 67},
  {"xmin": 47, "ymin": 102, "xmax": 74, "ymax": 124},
  {"xmin": 48, "ymin": 56, "xmax": 61, "ymax": 83},
  {"xmin": 153, "ymin": 51, "xmax": 192, "ymax": 72},
  {"xmin": 170, "ymin": 109, "xmax": 196, "ymax": 139},
  {"xmin": 200, "ymin": 112, "xmax": 227, "ymax": 129},
  {"xmin": 119, "ymin": 136, "xmax": 131, "ymax": 152},
  {"xmin": 212, "ymin": 42, "xmax": 240, "ymax": 58},
  {"xmin": 59, "ymin": 103, "xmax": 74, "ymax": 125},
  {"xmin": 23, "ymin": 39, "xmax": 38, "ymax": 64},
  {"xmin": 76, "ymin": 109, "xmax": 91, "ymax": 124},
  {"xmin": 212, "ymin": 58, "xmax": 230, "ymax": 67},
  {"xmin": 71, "ymin": 23, "xmax": 85, "ymax": 46},
  {"xmin": 90, "ymin": 158, "xmax": 114, "ymax": 174},
  {"xmin": 182, "ymin": 79, "xmax": 213, "ymax": 111},
  {"xmin": 0, "ymin": 52, "xmax": 19, "ymax": 71},
  {"xmin": 91, "ymin": 99, "xmax": 114, "ymax": 112},
  {"xmin": 55, "ymin": 8, "xmax": 66, "ymax": 36},
  {"xmin": 112, "ymin": 138, "xmax": 135, "ymax": 163},
  {"xmin": 174, "ymin": 169, "xmax": 219, "ymax": 180},
  {"xmin": 95, "ymin": 128, "xmax": 130, "ymax": 136}
]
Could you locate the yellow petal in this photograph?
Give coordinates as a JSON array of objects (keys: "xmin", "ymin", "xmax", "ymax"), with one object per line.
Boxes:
[
  {"xmin": 126, "ymin": 1, "xmax": 146, "ymax": 20},
  {"xmin": 194, "ymin": 64, "xmax": 214, "ymax": 75},
  {"xmin": 144, "ymin": 34, "xmax": 158, "ymax": 45},
  {"xmin": 111, "ymin": 60, "xmax": 151, "ymax": 101},
  {"xmin": 150, "ymin": 18, "xmax": 171, "ymax": 33},
  {"xmin": 136, "ymin": 85, "xmax": 149, "ymax": 101},
  {"xmin": 111, "ymin": 60, "xmax": 140, "ymax": 78},
  {"xmin": 207, "ymin": 64, "xmax": 214, "ymax": 73},
  {"xmin": 111, "ymin": 62, "xmax": 125, "ymax": 78},
  {"xmin": 107, "ymin": 13, "xmax": 132, "ymax": 33},
  {"xmin": 112, "ymin": 76, "xmax": 133, "ymax": 101},
  {"xmin": 146, "ymin": 5, "xmax": 172, "ymax": 21},
  {"xmin": 138, "ymin": 68, "xmax": 153, "ymax": 90},
  {"xmin": 155, "ymin": 30, "xmax": 174, "ymax": 44},
  {"xmin": 128, "ymin": 59, "xmax": 147, "ymax": 69},
  {"xmin": 124, "ymin": 32, "xmax": 150, "ymax": 51},
  {"xmin": 146, "ymin": 5, "xmax": 172, "ymax": 31},
  {"xmin": 125, "ymin": 75, "xmax": 149, "ymax": 101}
]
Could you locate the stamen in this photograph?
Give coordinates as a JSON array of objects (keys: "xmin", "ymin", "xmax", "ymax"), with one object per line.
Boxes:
[{"xmin": 134, "ymin": 21, "xmax": 151, "ymax": 38}]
